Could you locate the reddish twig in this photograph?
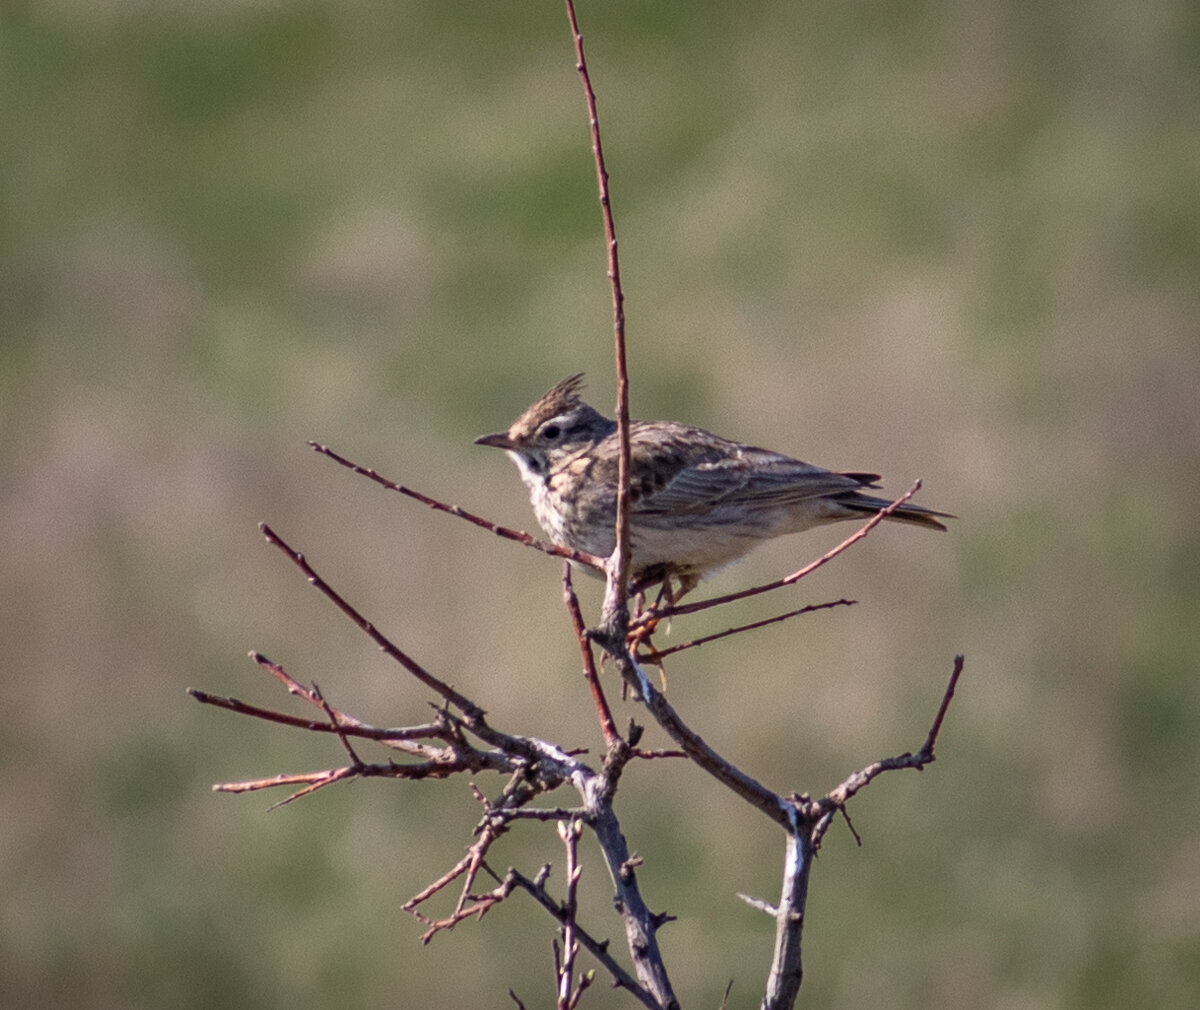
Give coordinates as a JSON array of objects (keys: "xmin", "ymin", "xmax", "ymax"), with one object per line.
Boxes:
[
  {"xmin": 410, "ymin": 864, "xmax": 518, "ymax": 944},
  {"xmin": 247, "ymin": 651, "xmax": 454, "ymax": 753},
  {"xmin": 210, "ymin": 756, "xmax": 488, "ymax": 811},
  {"xmin": 630, "ymin": 748, "xmax": 688, "ymax": 760},
  {"xmin": 917, "ymin": 652, "xmax": 964, "ymax": 758},
  {"xmin": 404, "ymin": 775, "xmax": 543, "ymax": 935},
  {"xmin": 187, "ymin": 685, "xmax": 449, "ymax": 755},
  {"xmin": 634, "ymin": 598, "xmax": 856, "ymax": 661},
  {"xmin": 403, "ymin": 846, "xmax": 488, "ymax": 919},
  {"xmin": 259, "ymin": 522, "xmax": 486, "ymax": 717},
  {"xmin": 309, "ymin": 441, "xmax": 605, "ymax": 574},
  {"xmin": 211, "ymin": 767, "xmax": 355, "ymax": 797},
  {"xmin": 564, "ymin": 0, "xmax": 633, "ymax": 635},
  {"xmin": 563, "ymin": 564, "xmax": 620, "ymax": 745},
  {"xmin": 311, "ymin": 682, "xmax": 364, "ymax": 766},
  {"xmin": 818, "ymin": 653, "xmax": 964, "ymax": 824}
]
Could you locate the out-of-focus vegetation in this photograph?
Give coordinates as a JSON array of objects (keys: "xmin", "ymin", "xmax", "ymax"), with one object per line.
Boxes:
[{"xmin": 3, "ymin": 1, "xmax": 1198, "ymax": 1007}]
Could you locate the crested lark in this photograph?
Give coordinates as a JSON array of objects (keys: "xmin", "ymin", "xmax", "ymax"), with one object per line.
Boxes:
[{"xmin": 476, "ymin": 375, "xmax": 951, "ymax": 595}]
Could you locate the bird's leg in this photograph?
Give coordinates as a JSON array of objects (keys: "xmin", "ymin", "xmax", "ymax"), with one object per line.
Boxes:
[
  {"xmin": 631, "ymin": 586, "xmax": 649, "ymax": 621},
  {"xmin": 624, "ymin": 577, "xmax": 667, "ymax": 660},
  {"xmin": 626, "ymin": 569, "xmax": 696, "ymax": 642},
  {"xmin": 668, "ymin": 572, "xmax": 699, "ymax": 606},
  {"xmin": 640, "ymin": 578, "xmax": 673, "ymax": 690},
  {"xmin": 626, "ymin": 573, "xmax": 696, "ymax": 690}
]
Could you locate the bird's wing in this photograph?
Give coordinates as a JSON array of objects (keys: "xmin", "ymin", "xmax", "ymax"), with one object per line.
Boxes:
[{"xmin": 626, "ymin": 424, "xmax": 869, "ymax": 517}]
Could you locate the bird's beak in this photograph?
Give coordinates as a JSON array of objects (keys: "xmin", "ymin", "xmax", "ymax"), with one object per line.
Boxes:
[{"xmin": 474, "ymin": 432, "xmax": 516, "ymax": 450}]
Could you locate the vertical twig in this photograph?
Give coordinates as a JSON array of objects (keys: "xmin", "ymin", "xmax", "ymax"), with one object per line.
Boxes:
[
  {"xmin": 556, "ymin": 818, "xmax": 584, "ymax": 1009},
  {"xmin": 564, "ymin": 0, "xmax": 632, "ymax": 632},
  {"xmin": 761, "ymin": 826, "xmax": 815, "ymax": 1010},
  {"xmin": 559, "ymin": 19, "xmax": 679, "ymax": 999},
  {"xmin": 563, "ymin": 564, "xmax": 621, "ymax": 745}
]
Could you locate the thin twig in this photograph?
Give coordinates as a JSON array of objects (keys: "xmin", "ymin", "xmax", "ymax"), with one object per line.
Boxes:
[
  {"xmin": 918, "ymin": 652, "xmax": 964, "ymax": 758},
  {"xmin": 635, "ymin": 598, "xmax": 855, "ymax": 661},
  {"xmin": 509, "ymin": 867, "xmax": 659, "ymax": 1009},
  {"xmin": 309, "ymin": 441, "xmax": 606, "ymax": 573},
  {"xmin": 736, "ymin": 893, "xmax": 778, "ymax": 917},
  {"xmin": 564, "ymin": 0, "xmax": 632, "ymax": 635},
  {"xmin": 406, "ymin": 821, "xmax": 513, "ymax": 935},
  {"xmin": 495, "ymin": 806, "xmax": 591, "ymax": 823},
  {"xmin": 413, "ymin": 868, "xmax": 518, "ymax": 943},
  {"xmin": 404, "ymin": 846, "xmax": 485, "ymax": 916},
  {"xmin": 211, "ymin": 754, "xmax": 499, "ymax": 796},
  {"xmin": 560, "ymin": 66, "xmax": 676, "ymax": 969},
  {"xmin": 260, "ymin": 522, "xmax": 485, "ymax": 718},
  {"xmin": 312, "ymin": 683, "xmax": 363, "ymax": 766},
  {"xmin": 250, "ymin": 651, "xmax": 454, "ymax": 752},
  {"xmin": 563, "ymin": 564, "xmax": 620, "ymax": 745},
  {"xmin": 819, "ymin": 654, "xmax": 964, "ymax": 819},
  {"xmin": 211, "ymin": 768, "xmax": 355, "ymax": 796},
  {"xmin": 557, "ymin": 818, "xmax": 584, "ymax": 1009},
  {"xmin": 630, "ymin": 748, "xmax": 688, "ymax": 761},
  {"xmin": 189, "ymin": 687, "xmax": 454, "ymax": 755},
  {"xmin": 719, "ymin": 980, "xmax": 735, "ymax": 1010}
]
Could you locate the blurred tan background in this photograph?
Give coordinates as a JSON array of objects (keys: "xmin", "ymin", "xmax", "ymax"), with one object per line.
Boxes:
[{"xmin": 3, "ymin": 1, "xmax": 1198, "ymax": 1007}]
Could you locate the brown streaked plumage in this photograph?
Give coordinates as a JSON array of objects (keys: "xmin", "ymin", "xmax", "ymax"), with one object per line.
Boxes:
[{"xmin": 476, "ymin": 375, "xmax": 952, "ymax": 594}]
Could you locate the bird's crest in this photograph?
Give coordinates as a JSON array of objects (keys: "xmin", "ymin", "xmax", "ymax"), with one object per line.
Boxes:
[{"xmin": 511, "ymin": 373, "xmax": 588, "ymax": 434}]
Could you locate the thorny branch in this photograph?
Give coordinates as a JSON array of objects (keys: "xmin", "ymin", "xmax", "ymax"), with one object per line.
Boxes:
[
  {"xmin": 193, "ymin": 525, "xmax": 678, "ymax": 1009},
  {"xmin": 509, "ymin": 866, "xmax": 651, "ymax": 1007},
  {"xmin": 259, "ymin": 522, "xmax": 484, "ymax": 718},
  {"xmin": 751, "ymin": 656, "xmax": 965, "ymax": 1010},
  {"xmin": 197, "ymin": 500, "xmax": 959, "ymax": 1009},
  {"xmin": 564, "ymin": 0, "xmax": 633, "ymax": 624},
  {"xmin": 196, "ymin": 263, "xmax": 954, "ymax": 1010},
  {"xmin": 195, "ymin": 4, "xmax": 963, "ymax": 1007},
  {"xmin": 195, "ymin": 577, "xmax": 960, "ymax": 1007}
]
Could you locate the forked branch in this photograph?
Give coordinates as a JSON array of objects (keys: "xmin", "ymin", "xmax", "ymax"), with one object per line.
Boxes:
[
  {"xmin": 757, "ymin": 656, "xmax": 964, "ymax": 1010},
  {"xmin": 195, "ymin": 4, "xmax": 964, "ymax": 1006},
  {"xmin": 194, "ymin": 522, "xmax": 679, "ymax": 1008}
]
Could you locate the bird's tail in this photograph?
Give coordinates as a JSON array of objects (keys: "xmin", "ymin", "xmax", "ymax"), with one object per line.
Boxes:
[{"xmin": 840, "ymin": 493, "xmax": 954, "ymax": 531}]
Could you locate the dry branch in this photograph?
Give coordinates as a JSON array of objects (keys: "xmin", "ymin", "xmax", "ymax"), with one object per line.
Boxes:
[{"xmin": 194, "ymin": 5, "xmax": 963, "ymax": 1008}]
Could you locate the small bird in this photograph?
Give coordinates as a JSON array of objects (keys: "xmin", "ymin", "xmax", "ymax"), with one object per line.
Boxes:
[{"xmin": 476, "ymin": 375, "xmax": 951, "ymax": 596}]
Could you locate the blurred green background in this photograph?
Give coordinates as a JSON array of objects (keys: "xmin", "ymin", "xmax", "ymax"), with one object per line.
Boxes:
[{"xmin": 3, "ymin": 1, "xmax": 1198, "ymax": 1007}]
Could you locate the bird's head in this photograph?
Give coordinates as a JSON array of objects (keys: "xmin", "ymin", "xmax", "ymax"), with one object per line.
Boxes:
[{"xmin": 475, "ymin": 374, "xmax": 616, "ymax": 482}]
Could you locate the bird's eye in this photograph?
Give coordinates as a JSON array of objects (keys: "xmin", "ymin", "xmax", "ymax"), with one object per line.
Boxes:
[{"xmin": 541, "ymin": 424, "xmax": 561, "ymax": 440}]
